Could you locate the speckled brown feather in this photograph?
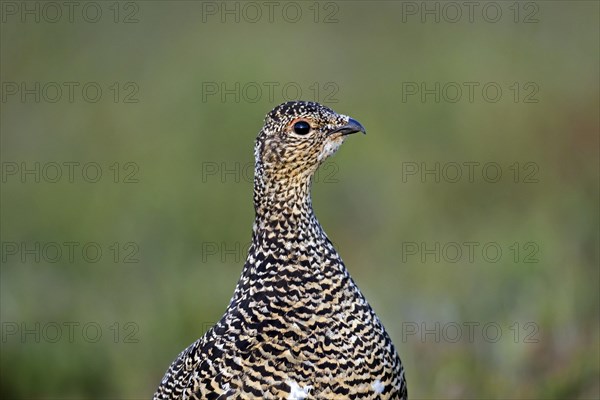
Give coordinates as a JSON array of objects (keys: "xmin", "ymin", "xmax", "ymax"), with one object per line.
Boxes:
[{"xmin": 154, "ymin": 101, "xmax": 407, "ymax": 399}]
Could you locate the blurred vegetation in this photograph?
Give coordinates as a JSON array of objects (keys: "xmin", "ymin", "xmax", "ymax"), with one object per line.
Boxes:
[{"xmin": 1, "ymin": 1, "xmax": 598, "ymax": 399}]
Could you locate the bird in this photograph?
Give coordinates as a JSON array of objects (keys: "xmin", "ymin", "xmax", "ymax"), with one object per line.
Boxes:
[{"xmin": 154, "ymin": 101, "xmax": 407, "ymax": 399}]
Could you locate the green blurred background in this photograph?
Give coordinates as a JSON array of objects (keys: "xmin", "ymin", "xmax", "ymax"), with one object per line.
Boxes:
[{"xmin": 1, "ymin": 1, "xmax": 598, "ymax": 399}]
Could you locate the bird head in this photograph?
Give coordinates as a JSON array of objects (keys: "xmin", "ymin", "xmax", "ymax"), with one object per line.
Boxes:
[{"xmin": 255, "ymin": 101, "xmax": 366, "ymax": 181}]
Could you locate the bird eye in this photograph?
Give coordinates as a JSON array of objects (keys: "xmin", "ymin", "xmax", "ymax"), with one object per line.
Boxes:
[{"xmin": 292, "ymin": 120, "xmax": 311, "ymax": 135}]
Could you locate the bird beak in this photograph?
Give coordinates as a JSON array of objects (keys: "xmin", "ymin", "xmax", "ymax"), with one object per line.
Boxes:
[{"xmin": 328, "ymin": 118, "xmax": 367, "ymax": 136}]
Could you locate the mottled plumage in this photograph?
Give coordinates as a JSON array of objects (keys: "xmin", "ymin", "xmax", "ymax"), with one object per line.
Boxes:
[{"xmin": 154, "ymin": 101, "xmax": 407, "ymax": 399}]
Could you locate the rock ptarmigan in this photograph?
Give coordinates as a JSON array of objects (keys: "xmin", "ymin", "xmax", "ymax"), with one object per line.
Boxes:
[{"xmin": 154, "ymin": 101, "xmax": 407, "ymax": 400}]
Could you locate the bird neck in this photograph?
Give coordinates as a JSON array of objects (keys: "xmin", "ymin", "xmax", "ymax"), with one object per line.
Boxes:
[
  {"xmin": 250, "ymin": 164, "xmax": 343, "ymax": 263},
  {"xmin": 225, "ymin": 166, "xmax": 348, "ymax": 314},
  {"xmin": 252, "ymin": 171, "xmax": 316, "ymax": 234}
]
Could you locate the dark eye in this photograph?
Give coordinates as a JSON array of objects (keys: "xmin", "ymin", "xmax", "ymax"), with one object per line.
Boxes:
[{"xmin": 293, "ymin": 120, "xmax": 311, "ymax": 135}]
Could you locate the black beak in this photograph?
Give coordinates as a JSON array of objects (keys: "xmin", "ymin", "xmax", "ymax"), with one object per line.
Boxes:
[{"xmin": 329, "ymin": 118, "xmax": 367, "ymax": 136}]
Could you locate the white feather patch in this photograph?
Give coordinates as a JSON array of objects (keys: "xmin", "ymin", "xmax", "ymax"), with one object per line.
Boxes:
[
  {"xmin": 372, "ymin": 379, "xmax": 385, "ymax": 394},
  {"xmin": 287, "ymin": 380, "xmax": 312, "ymax": 399}
]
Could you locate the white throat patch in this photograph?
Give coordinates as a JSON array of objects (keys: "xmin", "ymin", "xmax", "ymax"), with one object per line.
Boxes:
[{"xmin": 318, "ymin": 137, "xmax": 345, "ymax": 163}]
